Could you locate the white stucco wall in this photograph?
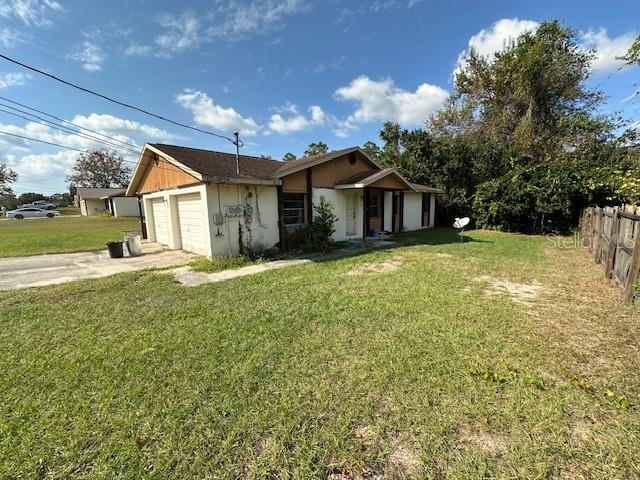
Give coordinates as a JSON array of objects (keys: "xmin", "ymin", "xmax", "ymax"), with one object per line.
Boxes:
[
  {"xmin": 111, "ymin": 197, "xmax": 140, "ymax": 217},
  {"xmin": 205, "ymin": 183, "xmax": 279, "ymax": 256},
  {"xmin": 142, "ymin": 183, "xmax": 279, "ymax": 257},
  {"xmin": 80, "ymin": 198, "xmax": 107, "ymax": 216},
  {"xmin": 403, "ymin": 192, "xmax": 423, "ymax": 231},
  {"xmin": 312, "ymin": 187, "xmax": 363, "ymax": 241}
]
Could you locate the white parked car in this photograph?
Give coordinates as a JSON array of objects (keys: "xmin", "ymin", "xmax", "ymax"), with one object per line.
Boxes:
[{"xmin": 7, "ymin": 207, "xmax": 60, "ymax": 219}]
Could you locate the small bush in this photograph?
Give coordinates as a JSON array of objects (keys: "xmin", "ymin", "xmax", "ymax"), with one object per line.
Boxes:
[{"xmin": 284, "ymin": 196, "xmax": 338, "ymax": 253}]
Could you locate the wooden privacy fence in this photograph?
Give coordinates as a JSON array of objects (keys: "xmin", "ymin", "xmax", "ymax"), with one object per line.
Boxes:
[{"xmin": 579, "ymin": 205, "xmax": 640, "ymax": 303}]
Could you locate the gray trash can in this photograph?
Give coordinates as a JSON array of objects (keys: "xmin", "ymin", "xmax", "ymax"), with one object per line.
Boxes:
[{"xmin": 125, "ymin": 234, "xmax": 143, "ymax": 257}]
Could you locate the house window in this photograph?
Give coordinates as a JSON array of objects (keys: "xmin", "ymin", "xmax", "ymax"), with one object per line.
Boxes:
[
  {"xmin": 283, "ymin": 193, "xmax": 307, "ymax": 229},
  {"xmin": 367, "ymin": 191, "xmax": 380, "ymax": 217}
]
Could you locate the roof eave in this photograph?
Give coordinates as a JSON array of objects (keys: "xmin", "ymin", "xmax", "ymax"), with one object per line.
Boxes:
[
  {"xmin": 272, "ymin": 147, "xmax": 380, "ymax": 179},
  {"xmin": 204, "ymin": 176, "xmax": 282, "ymax": 186},
  {"xmin": 126, "ymin": 144, "xmax": 205, "ymax": 196}
]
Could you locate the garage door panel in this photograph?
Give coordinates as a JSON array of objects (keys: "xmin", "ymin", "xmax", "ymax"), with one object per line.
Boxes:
[
  {"xmin": 177, "ymin": 193, "xmax": 207, "ymax": 254},
  {"xmin": 151, "ymin": 198, "xmax": 169, "ymax": 245}
]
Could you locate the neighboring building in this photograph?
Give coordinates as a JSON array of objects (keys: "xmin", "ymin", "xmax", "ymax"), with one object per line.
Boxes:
[
  {"xmin": 75, "ymin": 187, "xmax": 140, "ymax": 217},
  {"xmin": 125, "ymin": 144, "xmax": 443, "ymax": 256}
]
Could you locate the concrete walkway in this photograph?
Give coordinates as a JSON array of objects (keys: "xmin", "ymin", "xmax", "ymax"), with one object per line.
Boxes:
[
  {"xmin": 171, "ymin": 259, "xmax": 313, "ymax": 286},
  {"xmin": 0, "ymin": 243, "xmax": 194, "ymax": 291},
  {"xmin": 170, "ymin": 240, "xmax": 396, "ymax": 287}
]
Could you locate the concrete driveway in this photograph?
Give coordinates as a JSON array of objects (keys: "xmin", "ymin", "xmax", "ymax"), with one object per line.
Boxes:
[{"xmin": 0, "ymin": 243, "xmax": 194, "ymax": 291}]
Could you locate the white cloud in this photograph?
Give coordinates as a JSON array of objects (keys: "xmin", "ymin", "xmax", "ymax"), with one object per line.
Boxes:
[
  {"xmin": 580, "ymin": 28, "xmax": 637, "ymax": 74},
  {"xmin": 335, "ymin": 75, "xmax": 448, "ymax": 126},
  {"xmin": 455, "ymin": 18, "xmax": 539, "ymax": 77},
  {"xmin": 70, "ymin": 114, "xmax": 175, "ymax": 142},
  {"xmin": 456, "ymin": 19, "xmax": 637, "ymax": 77},
  {"xmin": 0, "ymin": 0, "xmax": 64, "ymax": 27},
  {"xmin": 124, "ymin": 44, "xmax": 153, "ymax": 57},
  {"xmin": 268, "ymin": 103, "xmax": 327, "ymax": 134},
  {"xmin": 126, "ymin": 1, "xmax": 308, "ymax": 58},
  {"xmin": 67, "ymin": 41, "xmax": 105, "ymax": 72},
  {"xmin": 206, "ymin": 0, "xmax": 307, "ymax": 40},
  {"xmin": 1, "ymin": 112, "xmax": 177, "ymax": 193},
  {"xmin": 155, "ymin": 11, "xmax": 201, "ymax": 55},
  {"xmin": 176, "ymin": 89, "xmax": 260, "ymax": 136},
  {"xmin": 0, "ymin": 72, "xmax": 29, "ymax": 89},
  {"xmin": 0, "ymin": 26, "xmax": 22, "ymax": 46}
]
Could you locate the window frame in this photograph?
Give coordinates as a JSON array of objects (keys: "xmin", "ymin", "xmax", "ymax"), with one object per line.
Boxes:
[{"xmin": 282, "ymin": 192, "xmax": 307, "ymax": 230}]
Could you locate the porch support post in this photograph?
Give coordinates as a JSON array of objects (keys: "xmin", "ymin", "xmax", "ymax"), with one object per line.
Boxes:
[
  {"xmin": 399, "ymin": 191, "xmax": 404, "ymax": 231},
  {"xmin": 306, "ymin": 168, "xmax": 313, "ymax": 225},
  {"xmin": 362, "ymin": 187, "xmax": 368, "ymax": 242},
  {"xmin": 380, "ymin": 188, "xmax": 385, "ymax": 232},
  {"xmin": 277, "ymin": 185, "xmax": 286, "ymax": 250}
]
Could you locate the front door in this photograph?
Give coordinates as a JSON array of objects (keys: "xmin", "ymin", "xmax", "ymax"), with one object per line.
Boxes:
[{"xmin": 345, "ymin": 193, "xmax": 356, "ymax": 236}]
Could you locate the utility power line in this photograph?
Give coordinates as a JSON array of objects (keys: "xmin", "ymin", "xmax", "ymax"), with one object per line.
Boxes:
[
  {"xmin": 0, "ymin": 130, "xmax": 183, "ymax": 174},
  {"xmin": 0, "ymin": 53, "xmax": 238, "ymax": 145},
  {"xmin": 0, "ymin": 95, "xmax": 143, "ymax": 152},
  {"xmin": 0, "ymin": 107, "xmax": 142, "ymax": 155}
]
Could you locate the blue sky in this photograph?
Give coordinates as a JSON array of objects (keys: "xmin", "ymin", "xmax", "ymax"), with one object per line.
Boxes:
[{"xmin": 0, "ymin": 0, "xmax": 638, "ymax": 195}]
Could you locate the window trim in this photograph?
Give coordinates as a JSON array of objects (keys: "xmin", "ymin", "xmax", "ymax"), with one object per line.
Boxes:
[{"xmin": 282, "ymin": 192, "xmax": 307, "ymax": 230}]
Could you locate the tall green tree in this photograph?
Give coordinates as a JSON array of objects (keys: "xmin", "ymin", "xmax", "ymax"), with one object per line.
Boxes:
[
  {"xmin": 361, "ymin": 141, "xmax": 381, "ymax": 162},
  {"xmin": 17, "ymin": 192, "xmax": 45, "ymax": 205},
  {"xmin": 0, "ymin": 161, "xmax": 17, "ymax": 196},
  {"xmin": 282, "ymin": 152, "xmax": 297, "ymax": 161},
  {"xmin": 66, "ymin": 149, "xmax": 131, "ymax": 188},
  {"xmin": 303, "ymin": 142, "xmax": 328, "ymax": 156},
  {"xmin": 430, "ymin": 21, "xmax": 611, "ymax": 161},
  {"xmin": 379, "ymin": 121, "xmax": 402, "ymax": 166},
  {"xmin": 375, "ymin": 20, "xmax": 634, "ymax": 233},
  {"xmin": 619, "ymin": 36, "xmax": 640, "ymax": 65}
]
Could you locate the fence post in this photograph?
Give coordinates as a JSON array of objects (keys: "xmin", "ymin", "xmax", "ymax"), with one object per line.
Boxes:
[
  {"xmin": 604, "ymin": 207, "xmax": 620, "ymax": 280},
  {"xmin": 622, "ymin": 209, "xmax": 640, "ymax": 304},
  {"xmin": 593, "ymin": 207, "xmax": 603, "ymax": 263}
]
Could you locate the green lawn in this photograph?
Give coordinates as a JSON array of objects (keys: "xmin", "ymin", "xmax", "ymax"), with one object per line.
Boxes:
[
  {"xmin": 1, "ymin": 229, "xmax": 638, "ymax": 479},
  {"xmin": 0, "ymin": 216, "xmax": 141, "ymax": 257},
  {"xmin": 55, "ymin": 206, "xmax": 81, "ymax": 216}
]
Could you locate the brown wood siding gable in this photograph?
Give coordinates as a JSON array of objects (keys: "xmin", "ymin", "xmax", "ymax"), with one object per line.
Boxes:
[
  {"xmin": 138, "ymin": 158, "xmax": 200, "ymax": 194},
  {"xmin": 311, "ymin": 152, "xmax": 379, "ymax": 188}
]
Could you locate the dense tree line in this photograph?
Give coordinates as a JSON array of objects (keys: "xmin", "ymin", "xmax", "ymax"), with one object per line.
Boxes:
[{"xmin": 364, "ymin": 22, "xmax": 639, "ymax": 233}]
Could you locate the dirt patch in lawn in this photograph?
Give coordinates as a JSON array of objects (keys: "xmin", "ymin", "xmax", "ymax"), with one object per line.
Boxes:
[
  {"xmin": 346, "ymin": 257, "xmax": 404, "ymax": 276},
  {"xmin": 473, "ymin": 275, "xmax": 541, "ymax": 306},
  {"xmin": 386, "ymin": 438, "xmax": 420, "ymax": 478},
  {"xmin": 459, "ymin": 428, "xmax": 508, "ymax": 456}
]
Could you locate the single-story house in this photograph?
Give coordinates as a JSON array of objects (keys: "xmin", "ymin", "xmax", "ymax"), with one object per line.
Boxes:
[
  {"xmin": 75, "ymin": 187, "xmax": 140, "ymax": 217},
  {"xmin": 125, "ymin": 144, "xmax": 443, "ymax": 256}
]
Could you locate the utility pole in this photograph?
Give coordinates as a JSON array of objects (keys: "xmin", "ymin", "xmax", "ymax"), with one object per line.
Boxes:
[{"xmin": 233, "ymin": 131, "xmax": 241, "ymax": 175}]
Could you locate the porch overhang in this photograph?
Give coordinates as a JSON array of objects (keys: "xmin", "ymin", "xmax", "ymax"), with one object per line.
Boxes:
[{"xmin": 334, "ymin": 168, "xmax": 415, "ymax": 191}]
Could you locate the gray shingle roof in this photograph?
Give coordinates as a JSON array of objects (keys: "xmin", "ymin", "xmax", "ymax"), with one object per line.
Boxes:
[
  {"xmin": 76, "ymin": 187, "xmax": 127, "ymax": 199},
  {"xmin": 150, "ymin": 144, "xmax": 284, "ymax": 180}
]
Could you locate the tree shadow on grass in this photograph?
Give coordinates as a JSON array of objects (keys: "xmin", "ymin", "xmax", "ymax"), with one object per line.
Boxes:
[
  {"xmin": 395, "ymin": 227, "xmax": 492, "ymax": 246},
  {"xmin": 308, "ymin": 228, "xmax": 491, "ymax": 265}
]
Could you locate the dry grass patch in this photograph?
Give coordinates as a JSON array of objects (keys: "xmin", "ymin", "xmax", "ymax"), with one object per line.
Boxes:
[
  {"xmin": 346, "ymin": 256, "xmax": 405, "ymax": 276},
  {"xmin": 532, "ymin": 246, "xmax": 640, "ymax": 377},
  {"xmin": 386, "ymin": 438, "xmax": 420, "ymax": 479},
  {"xmin": 459, "ymin": 428, "xmax": 508, "ymax": 457},
  {"xmin": 472, "ymin": 275, "xmax": 542, "ymax": 306}
]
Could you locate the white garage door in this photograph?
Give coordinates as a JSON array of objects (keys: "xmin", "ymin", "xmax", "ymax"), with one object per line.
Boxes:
[
  {"xmin": 151, "ymin": 198, "xmax": 169, "ymax": 245},
  {"xmin": 177, "ymin": 193, "xmax": 207, "ymax": 254}
]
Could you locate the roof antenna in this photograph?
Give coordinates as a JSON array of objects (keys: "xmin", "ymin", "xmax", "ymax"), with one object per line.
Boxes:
[{"xmin": 232, "ymin": 131, "xmax": 243, "ymax": 175}]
